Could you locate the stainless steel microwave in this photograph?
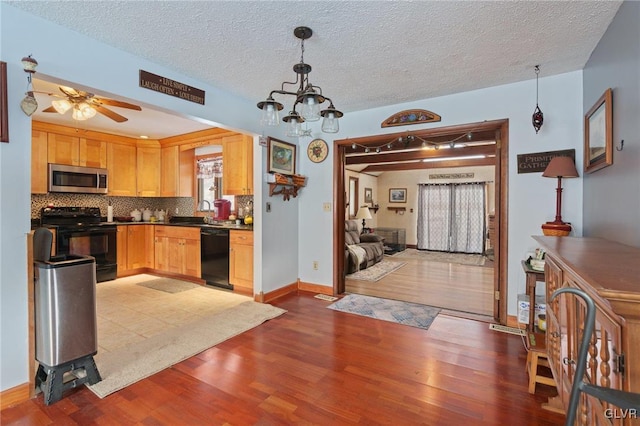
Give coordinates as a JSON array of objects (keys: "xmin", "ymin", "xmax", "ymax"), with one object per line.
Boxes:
[{"xmin": 48, "ymin": 164, "xmax": 108, "ymax": 194}]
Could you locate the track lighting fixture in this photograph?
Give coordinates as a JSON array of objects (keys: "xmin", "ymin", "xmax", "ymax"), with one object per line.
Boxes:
[
  {"xmin": 349, "ymin": 132, "xmax": 475, "ymax": 154},
  {"xmin": 257, "ymin": 26, "xmax": 343, "ymax": 137}
]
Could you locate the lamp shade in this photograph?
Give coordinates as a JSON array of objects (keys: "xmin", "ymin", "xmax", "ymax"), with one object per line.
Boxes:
[
  {"xmin": 355, "ymin": 206, "xmax": 372, "ymax": 220},
  {"xmin": 542, "ymin": 157, "xmax": 579, "ymax": 178}
]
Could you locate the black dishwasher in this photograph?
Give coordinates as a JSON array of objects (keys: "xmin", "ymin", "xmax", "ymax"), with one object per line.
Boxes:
[{"xmin": 200, "ymin": 228, "xmax": 232, "ymax": 289}]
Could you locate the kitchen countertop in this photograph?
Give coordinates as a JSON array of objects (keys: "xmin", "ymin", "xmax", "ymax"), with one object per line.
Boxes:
[{"xmin": 109, "ymin": 221, "xmax": 254, "ymax": 231}]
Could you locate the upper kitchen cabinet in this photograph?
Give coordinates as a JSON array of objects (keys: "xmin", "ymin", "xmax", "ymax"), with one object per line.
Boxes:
[
  {"xmin": 31, "ymin": 129, "xmax": 48, "ymax": 194},
  {"xmin": 107, "ymin": 141, "xmax": 137, "ymax": 196},
  {"xmin": 223, "ymin": 134, "xmax": 253, "ymax": 195},
  {"xmin": 136, "ymin": 142, "xmax": 161, "ymax": 197},
  {"xmin": 47, "ymin": 132, "xmax": 106, "ymax": 168},
  {"xmin": 160, "ymin": 145, "xmax": 194, "ymax": 197},
  {"xmin": 48, "ymin": 133, "xmax": 79, "ymax": 166}
]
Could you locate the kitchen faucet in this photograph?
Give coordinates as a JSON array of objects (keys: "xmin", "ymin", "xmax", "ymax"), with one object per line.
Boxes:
[{"xmin": 199, "ymin": 200, "xmax": 212, "ymax": 223}]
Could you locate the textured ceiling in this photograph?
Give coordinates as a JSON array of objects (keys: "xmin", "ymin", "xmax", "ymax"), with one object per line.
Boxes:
[{"xmin": 9, "ymin": 1, "xmax": 622, "ymax": 138}]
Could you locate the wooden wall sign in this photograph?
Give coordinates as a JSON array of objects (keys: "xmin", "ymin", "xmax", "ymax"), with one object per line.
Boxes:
[
  {"xmin": 381, "ymin": 109, "xmax": 441, "ymax": 128},
  {"xmin": 429, "ymin": 173, "xmax": 475, "ymax": 179},
  {"xmin": 517, "ymin": 149, "xmax": 575, "ymax": 173},
  {"xmin": 139, "ymin": 70, "xmax": 205, "ymax": 105}
]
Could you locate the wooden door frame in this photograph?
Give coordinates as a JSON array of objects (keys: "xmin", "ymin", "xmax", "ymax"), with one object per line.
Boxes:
[{"xmin": 332, "ymin": 119, "xmax": 509, "ymax": 324}]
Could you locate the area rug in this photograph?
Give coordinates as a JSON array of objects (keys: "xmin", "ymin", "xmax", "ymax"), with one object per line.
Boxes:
[
  {"xmin": 328, "ymin": 294, "xmax": 440, "ymax": 330},
  {"xmin": 393, "ymin": 249, "xmax": 486, "ymax": 266},
  {"xmin": 88, "ymin": 301, "xmax": 285, "ymax": 398},
  {"xmin": 345, "ymin": 260, "xmax": 407, "ymax": 281},
  {"xmin": 137, "ymin": 277, "xmax": 200, "ymax": 293},
  {"xmin": 87, "ymin": 275, "xmax": 286, "ymax": 398}
]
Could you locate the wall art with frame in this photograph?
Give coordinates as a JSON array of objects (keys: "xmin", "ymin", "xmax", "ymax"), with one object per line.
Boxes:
[
  {"xmin": 584, "ymin": 88, "xmax": 613, "ymax": 174},
  {"xmin": 1, "ymin": 61, "xmax": 8, "ymax": 143},
  {"xmin": 267, "ymin": 137, "xmax": 296, "ymax": 175},
  {"xmin": 389, "ymin": 188, "xmax": 407, "ymax": 203}
]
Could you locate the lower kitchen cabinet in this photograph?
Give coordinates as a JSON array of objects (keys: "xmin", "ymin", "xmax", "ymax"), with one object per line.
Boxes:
[
  {"xmin": 154, "ymin": 226, "xmax": 201, "ymax": 278},
  {"xmin": 117, "ymin": 225, "xmax": 154, "ymax": 276},
  {"xmin": 229, "ymin": 230, "xmax": 253, "ymax": 291}
]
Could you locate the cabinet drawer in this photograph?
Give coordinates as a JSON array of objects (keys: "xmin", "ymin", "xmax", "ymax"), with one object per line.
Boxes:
[
  {"xmin": 230, "ymin": 230, "xmax": 253, "ymax": 245},
  {"xmin": 155, "ymin": 226, "xmax": 200, "ymax": 240}
]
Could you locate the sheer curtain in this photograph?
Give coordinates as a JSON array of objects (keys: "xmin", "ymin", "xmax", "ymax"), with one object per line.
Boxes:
[
  {"xmin": 417, "ymin": 183, "xmax": 486, "ymax": 254},
  {"xmin": 417, "ymin": 184, "xmax": 452, "ymax": 251}
]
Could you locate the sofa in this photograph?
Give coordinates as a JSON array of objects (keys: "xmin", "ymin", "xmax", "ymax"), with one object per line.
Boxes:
[{"xmin": 344, "ymin": 220, "xmax": 385, "ymax": 274}]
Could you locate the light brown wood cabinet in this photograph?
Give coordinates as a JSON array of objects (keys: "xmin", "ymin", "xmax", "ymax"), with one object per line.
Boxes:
[
  {"xmin": 116, "ymin": 225, "xmax": 128, "ymax": 276},
  {"xmin": 535, "ymin": 236, "xmax": 640, "ymax": 426},
  {"xmin": 229, "ymin": 230, "xmax": 253, "ymax": 291},
  {"xmin": 160, "ymin": 145, "xmax": 194, "ymax": 197},
  {"xmin": 107, "ymin": 142, "xmax": 137, "ymax": 196},
  {"xmin": 120, "ymin": 225, "xmax": 154, "ymax": 272},
  {"xmin": 223, "ymin": 135, "xmax": 253, "ymax": 195},
  {"xmin": 31, "ymin": 129, "xmax": 49, "ymax": 194},
  {"xmin": 47, "ymin": 133, "xmax": 107, "ymax": 168},
  {"xmin": 136, "ymin": 144, "xmax": 161, "ymax": 197},
  {"xmin": 154, "ymin": 226, "xmax": 201, "ymax": 278}
]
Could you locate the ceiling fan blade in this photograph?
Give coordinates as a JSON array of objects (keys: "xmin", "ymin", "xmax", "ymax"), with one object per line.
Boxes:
[
  {"xmin": 94, "ymin": 98, "xmax": 142, "ymax": 111},
  {"xmin": 42, "ymin": 106, "xmax": 58, "ymax": 113},
  {"xmin": 59, "ymin": 86, "xmax": 82, "ymax": 98},
  {"xmin": 93, "ymin": 104, "xmax": 128, "ymax": 122}
]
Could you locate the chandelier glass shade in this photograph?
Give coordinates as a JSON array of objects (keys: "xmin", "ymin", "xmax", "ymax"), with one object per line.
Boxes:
[{"xmin": 257, "ymin": 26, "xmax": 343, "ymax": 137}]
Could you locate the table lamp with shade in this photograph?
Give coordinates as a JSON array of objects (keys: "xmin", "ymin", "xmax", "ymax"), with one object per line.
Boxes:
[
  {"xmin": 541, "ymin": 156, "xmax": 579, "ymax": 236},
  {"xmin": 355, "ymin": 206, "xmax": 372, "ymax": 232}
]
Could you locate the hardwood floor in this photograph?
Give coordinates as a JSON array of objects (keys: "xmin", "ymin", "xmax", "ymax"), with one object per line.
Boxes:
[
  {"xmin": 346, "ymin": 252, "xmax": 494, "ymax": 318},
  {"xmin": 1, "ymin": 292, "xmax": 564, "ymax": 425}
]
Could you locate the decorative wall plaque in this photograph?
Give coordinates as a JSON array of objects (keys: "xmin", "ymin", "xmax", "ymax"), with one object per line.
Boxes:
[
  {"xmin": 381, "ymin": 109, "xmax": 441, "ymax": 128},
  {"xmin": 139, "ymin": 70, "xmax": 205, "ymax": 105},
  {"xmin": 517, "ymin": 149, "xmax": 575, "ymax": 174}
]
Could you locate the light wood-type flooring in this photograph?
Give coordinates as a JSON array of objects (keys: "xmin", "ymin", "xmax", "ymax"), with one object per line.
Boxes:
[
  {"xmin": 1, "ymin": 292, "xmax": 563, "ymax": 425},
  {"xmin": 346, "ymin": 252, "xmax": 495, "ymax": 318}
]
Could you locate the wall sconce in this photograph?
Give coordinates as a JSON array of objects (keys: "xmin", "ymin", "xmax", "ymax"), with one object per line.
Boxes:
[{"xmin": 20, "ymin": 55, "xmax": 38, "ymax": 116}]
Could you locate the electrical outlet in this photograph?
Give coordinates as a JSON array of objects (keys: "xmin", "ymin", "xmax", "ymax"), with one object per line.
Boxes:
[
  {"xmin": 313, "ymin": 261, "xmax": 319, "ymax": 270},
  {"xmin": 323, "ymin": 202, "xmax": 331, "ymax": 212}
]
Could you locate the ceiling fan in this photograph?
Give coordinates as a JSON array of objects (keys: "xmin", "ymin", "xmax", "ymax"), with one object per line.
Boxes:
[{"xmin": 40, "ymin": 85, "xmax": 142, "ymax": 122}]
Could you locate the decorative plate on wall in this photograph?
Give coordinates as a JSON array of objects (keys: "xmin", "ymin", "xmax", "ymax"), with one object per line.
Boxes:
[{"xmin": 307, "ymin": 138, "xmax": 329, "ymax": 163}]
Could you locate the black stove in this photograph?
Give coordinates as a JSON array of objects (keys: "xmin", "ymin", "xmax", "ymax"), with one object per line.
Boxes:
[{"xmin": 41, "ymin": 207, "xmax": 117, "ymax": 282}]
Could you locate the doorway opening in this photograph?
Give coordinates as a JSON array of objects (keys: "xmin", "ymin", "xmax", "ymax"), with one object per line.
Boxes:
[{"xmin": 333, "ymin": 119, "xmax": 508, "ymax": 323}]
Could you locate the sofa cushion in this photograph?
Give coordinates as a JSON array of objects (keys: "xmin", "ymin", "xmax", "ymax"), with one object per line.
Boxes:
[{"xmin": 345, "ymin": 220, "xmax": 361, "ymax": 245}]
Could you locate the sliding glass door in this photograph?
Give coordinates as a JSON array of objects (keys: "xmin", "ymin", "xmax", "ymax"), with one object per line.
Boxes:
[{"xmin": 417, "ymin": 183, "xmax": 486, "ymax": 254}]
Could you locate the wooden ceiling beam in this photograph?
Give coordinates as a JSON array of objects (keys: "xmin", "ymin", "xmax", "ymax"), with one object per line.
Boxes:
[
  {"xmin": 345, "ymin": 144, "xmax": 495, "ymax": 165},
  {"xmin": 360, "ymin": 156, "xmax": 496, "ymax": 172}
]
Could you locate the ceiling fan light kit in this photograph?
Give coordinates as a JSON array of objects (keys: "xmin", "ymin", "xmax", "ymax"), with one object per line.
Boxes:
[
  {"xmin": 257, "ymin": 26, "xmax": 343, "ymax": 137},
  {"xmin": 41, "ymin": 85, "xmax": 142, "ymax": 123}
]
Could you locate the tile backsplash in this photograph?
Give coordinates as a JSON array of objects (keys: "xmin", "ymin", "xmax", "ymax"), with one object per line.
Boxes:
[
  {"xmin": 31, "ymin": 194, "xmax": 194, "ymax": 219},
  {"xmin": 31, "ymin": 194, "xmax": 255, "ymax": 220}
]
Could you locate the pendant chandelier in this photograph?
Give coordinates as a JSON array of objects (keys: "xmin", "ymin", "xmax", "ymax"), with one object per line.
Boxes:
[
  {"xmin": 532, "ymin": 65, "xmax": 544, "ymax": 134},
  {"xmin": 257, "ymin": 26, "xmax": 343, "ymax": 137}
]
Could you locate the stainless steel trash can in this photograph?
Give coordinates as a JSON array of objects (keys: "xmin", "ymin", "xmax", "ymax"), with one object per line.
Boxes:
[
  {"xmin": 35, "ymin": 255, "xmax": 98, "ymax": 366},
  {"xmin": 34, "ymin": 253, "xmax": 101, "ymax": 404}
]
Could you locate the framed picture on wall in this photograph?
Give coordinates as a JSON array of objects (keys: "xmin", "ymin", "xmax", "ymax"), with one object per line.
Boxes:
[
  {"xmin": 1, "ymin": 62, "xmax": 8, "ymax": 143},
  {"xmin": 389, "ymin": 188, "xmax": 406, "ymax": 203},
  {"xmin": 364, "ymin": 187, "xmax": 373, "ymax": 204},
  {"xmin": 267, "ymin": 137, "xmax": 296, "ymax": 175},
  {"xmin": 584, "ymin": 88, "xmax": 613, "ymax": 174}
]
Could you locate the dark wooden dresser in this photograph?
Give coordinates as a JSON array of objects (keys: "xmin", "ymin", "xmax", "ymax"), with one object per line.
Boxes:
[{"xmin": 533, "ymin": 236, "xmax": 640, "ymax": 426}]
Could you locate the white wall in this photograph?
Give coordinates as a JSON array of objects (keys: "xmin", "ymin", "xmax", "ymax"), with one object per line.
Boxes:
[
  {"xmin": 0, "ymin": 4, "xmax": 301, "ymax": 392},
  {"xmin": 297, "ymin": 71, "xmax": 584, "ymax": 320}
]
